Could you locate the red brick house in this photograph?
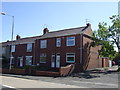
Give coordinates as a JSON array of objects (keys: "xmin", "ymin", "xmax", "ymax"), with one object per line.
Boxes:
[{"xmin": 1, "ymin": 23, "xmax": 104, "ymax": 72}]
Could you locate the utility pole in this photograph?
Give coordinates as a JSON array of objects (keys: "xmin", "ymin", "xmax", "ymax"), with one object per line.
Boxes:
[{"xmin": 1, "ymin": 12, "xmax": 14, "ymax": 70}]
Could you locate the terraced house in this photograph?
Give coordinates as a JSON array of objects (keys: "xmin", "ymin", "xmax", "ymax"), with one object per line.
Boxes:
[{"xmin": 1, "ymin": 23, "xmax": 107, "ymax": 72}]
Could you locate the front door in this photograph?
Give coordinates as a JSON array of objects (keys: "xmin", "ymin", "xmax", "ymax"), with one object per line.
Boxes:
[
  {"xmin": 51, "ymin": 55, "xmax": 55, "ymax": 68},
  {"xmin": 17, "ymin": 57, "xmax": 23, "ymax": 67},
  {"xmin": 56, "ymin": 54, "xmax": 60, "ymax": 68}
]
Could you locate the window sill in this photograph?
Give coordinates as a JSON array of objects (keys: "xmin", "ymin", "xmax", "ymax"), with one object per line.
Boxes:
[
  {"xmin": 66, "ymin": 61, "xmax": 75, "ymax": 63},
  {"xmin": 66, "ymin": 45, "xmax": 75, "ymax": 47},
  {"xmin": 40, "ymin": 62, "xmax": 46, "ymax": 64}
]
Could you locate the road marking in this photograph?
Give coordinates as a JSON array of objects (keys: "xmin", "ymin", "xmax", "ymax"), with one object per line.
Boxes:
[
  {"xmin": 3, "ymin": 84, "xmax": 16, "ymax": 88},
  {"xmin": 73, "ymin": 81, "xmax": 118, "ymax": 86},
  {"xmin": 2, "ymin": 85, "xmax": 22, "ymax": 90}
]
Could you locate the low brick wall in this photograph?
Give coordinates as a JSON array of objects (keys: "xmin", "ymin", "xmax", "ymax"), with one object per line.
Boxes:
[
  {"xmin": 11, "ymin": 68, "xmax": 26, "ymax": 75},
  {"xmin": 1, "ymin": 68, "xmax": 60, "ymax": 76},
  {"xmin": 2, "ymin": 68, "xmax": 25, "ymax": 75},
  {"xmin": 1, "ymin": 64, "xmax": 75, "ymax": 77},
  {"xmin": 2, "ymin": 68, "xmax": 10, "ymax": 74},
  {"xmin": 36, "ymin": 70, "xmax": 60, "ymax": 77},
  {"xmin": 60, "ymin": 64, "xmax": 75, "ymax": 76}
]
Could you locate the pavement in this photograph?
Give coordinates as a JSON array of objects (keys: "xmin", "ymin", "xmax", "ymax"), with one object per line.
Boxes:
[
  {"xmin": 94, "ymin": 65, "xmax": 118, "ymax": 72},
  {"xmin": 1, "ymin": 65, "xmax": 119, "ymax": 88}
]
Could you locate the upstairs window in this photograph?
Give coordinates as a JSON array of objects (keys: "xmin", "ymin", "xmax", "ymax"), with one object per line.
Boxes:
[
  {"xmin": 40, "ymin": 40, "xmax": 47, "ymax": 48},
  {"xmin": 66, "ymin": 53, "xmax": 75, "ymax": 63},
  {"xmin": 67, "ymin": 36, "xmax": 75, "ymax": 46},
  {"xmin": 40, "ymin": 53, "xmax": 46, "ymax": 63},
  {"xmin": 11, "ymin": 45, "xmax": 15, "ymax": 52},
  {"xmin": 27, "ymin": 43, "xmax": 32, "ymax": 52},
  {"xmin": 56, "ymin": 38, "xmax": 61, "ymax": 47},
  {"xmin": 26, "ymin": 56, "xmax": 32, "ymax": 65},
  {"xmin": 2, "ymin": 47, "xmax": 6, "ymax": 55}
]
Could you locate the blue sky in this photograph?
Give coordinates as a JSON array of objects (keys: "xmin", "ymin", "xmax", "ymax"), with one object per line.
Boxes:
[{"xmin": 1, "ymin": 2, "xmax": 118, "ymax": 42}]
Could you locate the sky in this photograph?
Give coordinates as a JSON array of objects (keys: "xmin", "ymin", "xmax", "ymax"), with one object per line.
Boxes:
[{"xmin": 1, "ymin": 1, "xmax": 119, "ymax": 44}]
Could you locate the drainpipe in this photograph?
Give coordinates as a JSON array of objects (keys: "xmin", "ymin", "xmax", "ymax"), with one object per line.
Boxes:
[
  {"xmin": 80, "ymin": 34, "xmax": 83, "ymax": 64},
  {"xmin": 33, "ymin": 41, "xmax": 36, "ymax": 66}
]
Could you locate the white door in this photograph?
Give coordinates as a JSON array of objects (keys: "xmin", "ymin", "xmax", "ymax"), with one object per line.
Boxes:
[
  {"xmin": 56, "ymin": 54, "xmax": 60, "ymax": 68},
  {"xmin": 51, "ymin": 55, "xmax": 55, "ymax": 68},
  {"xmin": 20, "ymin": 58, "xmax": 23, "ymax": 67},
  {"xmin": 17, "ymin": 57, "xmax": 23, "ymax": 67}
]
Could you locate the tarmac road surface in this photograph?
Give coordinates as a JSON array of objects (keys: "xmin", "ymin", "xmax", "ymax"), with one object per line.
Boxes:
[{"xmin": 1, "ymin": 76, "xmax": 85, "ymax": 88}]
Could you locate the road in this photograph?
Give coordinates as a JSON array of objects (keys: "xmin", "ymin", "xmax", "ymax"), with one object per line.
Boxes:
[{"xmin": 1, "ymin": 76, "xmax": 84, "ymax": 88}]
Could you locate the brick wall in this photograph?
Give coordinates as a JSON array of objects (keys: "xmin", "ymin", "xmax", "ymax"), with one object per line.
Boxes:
[
  {"xmin": 35, "ymin": 35, "xmax": 81, "ymax": 71},
  {"xmin": 13, "ymin": 43, "xmax": 35, "ymax": 67},
  {"xmin": 82, "ymin": 27, "xmax": 101, "ymax": 70}
]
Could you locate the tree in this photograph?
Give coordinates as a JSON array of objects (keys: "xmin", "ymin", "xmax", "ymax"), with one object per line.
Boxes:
[
  {"xmin": 108, "ymin": 15, "xmax": 120, "ymax": 52},
  {"xmin": 91, "ymin": 15, "xmax": 120, "ymax": 59},
  {"xmin": 98, "ymin": 41, "xmax": 116, "ymax": 60}
]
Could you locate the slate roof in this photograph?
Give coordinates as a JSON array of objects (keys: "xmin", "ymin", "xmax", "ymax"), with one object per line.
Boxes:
[
  {"xmin": 40, "ymin": 26, "xmax": 86, "ymax": 39},
  {"xmin": 1, "ymin": 25, "xmax": 88, "ymax": 46}
]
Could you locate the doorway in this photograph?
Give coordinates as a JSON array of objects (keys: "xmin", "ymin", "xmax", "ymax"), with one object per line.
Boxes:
[
  {"xmin": 17, "ymin": 56, "xmax": 23, "ymax": 67},
  {"xmin": 51, "ymin": 53, "xmax": 60, "ymax": 68},
  {"xmin": 51, "ymin": 54, "xmax": 55, "ymax": 68},
  {"xmin": 56, "ymin": 54, "xmax": 60, "ymax": 68}
]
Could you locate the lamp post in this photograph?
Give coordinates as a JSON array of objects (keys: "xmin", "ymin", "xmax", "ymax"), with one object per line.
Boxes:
[{"xmin": 1, "ymin": 12, "xmax": 14, "ymax": 70}]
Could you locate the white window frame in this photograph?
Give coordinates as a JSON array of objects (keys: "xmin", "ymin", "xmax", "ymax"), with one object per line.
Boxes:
[
  {"xmin": 27, "ymin": 43, "xmax": 32, "ymax": 52},
  {"xmin": 66, "ymin": 53, "xmax": 75, "ymax": 63},
  {"xmin": 26, "ymin": 56, "xmax": 33, "ymax": 65},
  {"xmin": 10, "ymin": 56, "xmax": 14, "ymax": 64},
  {"xmin": 67, "ymin": 36, "xmax": 75, "ymax": 46},
  {"xmin": 40, "ymin": 53, "xmax": 46, "ymax": 63},
  {"xmin": 11, "ymin": 45, "xmax": 15, "ymax": 52},
  {"xmin": 56, "ymin": 38, "xmax": 61, "ymax": 47},
  {"xmin": 40, "ymin": 40, "xmax": 47, "ymax": 48}
]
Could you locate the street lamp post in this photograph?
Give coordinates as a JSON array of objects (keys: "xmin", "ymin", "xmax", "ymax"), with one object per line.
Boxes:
[{"xmin": 1, "ymin": 12, "xmax": 14, "ymax": 70}]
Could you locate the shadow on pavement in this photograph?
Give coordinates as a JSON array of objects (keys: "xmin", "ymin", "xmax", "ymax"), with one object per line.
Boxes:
[{"xmin": 69, "ymin": 69, "xmax": 118, "ymax": 79}]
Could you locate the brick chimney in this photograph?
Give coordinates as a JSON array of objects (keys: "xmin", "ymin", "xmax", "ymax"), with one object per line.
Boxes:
[
  {"xmin": 16, "ymin": 35, "xmax": 21, "ymax": 40},
  {"xmin": 43, "ymin": 28, "xmax": 49, "ymax": 34}
]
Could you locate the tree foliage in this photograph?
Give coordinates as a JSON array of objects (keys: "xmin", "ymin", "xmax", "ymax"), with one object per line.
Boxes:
[{"xmin": 91, "ymin": 15, "xmax": 120, "ymax": 59}]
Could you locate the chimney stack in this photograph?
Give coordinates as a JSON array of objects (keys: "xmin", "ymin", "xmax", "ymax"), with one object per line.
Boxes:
[
  {"xmin": 43, "ymin": 28, "xmax": 49, "ymax": 35},
  {"xmin": 86, "ymin": 23, "xmax": 91, "ymax": 27},
  {"xmin": 16, "ymin": 35, "xmax": 21, "ymax": 40}
]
